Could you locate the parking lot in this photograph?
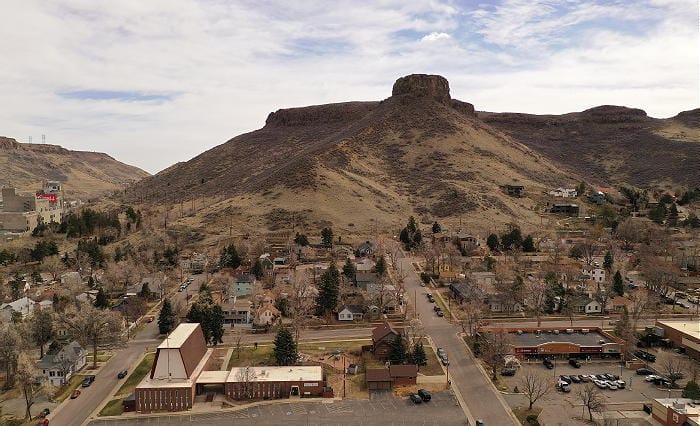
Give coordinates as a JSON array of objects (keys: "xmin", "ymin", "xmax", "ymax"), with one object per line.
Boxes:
[
  {"xmin": 501, "ymin": 360, "xmax": 681, "ymax": 425},
  {"xmin": 88, "ymin": 391, "xmax": 467, "ymax": 426}
]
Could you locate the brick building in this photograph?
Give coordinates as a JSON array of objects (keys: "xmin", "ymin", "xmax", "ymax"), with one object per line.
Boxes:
[
  {"xmin": 655, "ymin": 321, "xmax": 700, "ymax": 360},
  {"xmin": 225, "ymin": 366, "xmax": 324, "ymax": 399}
]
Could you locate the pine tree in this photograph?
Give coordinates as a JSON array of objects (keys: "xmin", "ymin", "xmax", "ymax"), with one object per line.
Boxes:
[
  {"xmin": 273, "ymin": 327, "xmax": 298, "ymax": 366},
  {"xmin": 603, "ymin": 251, "xmax": 613, "ymax": 271},
  {"xmin": 31, "ymin": 310, "xmax": 54, "ymax": 358},
  {"xmin": 375, "ymin": 256, "xmax": 386, "ymax": 275},
  {"xmin": 486, "ymin": 234, "xmax": 500, "ymax": 251},
  {"xmin": 321, "ymin": 228, "xmax": 334, "ymax": 248},
  {"xmin": 206, "ymin": 305, "xmax": 225, "ymax": 345},
  {"xmin": 251, "ymin": 260, "xmax": 264, "ymax": 280},
  {"xmin": 412, "ymin": 342, "xmax": 427, "ymax": 366},
  {"xmin": 138, "ymin": 283, "xmax": 152, "ymax": 300},
  {"xmin": 432, "ymin": 222, "xmax": 441, "ymax": 234},
  {"xmin": 94, "ymin": 287, "xmax": 110, "ymax": 309},
  {"xmin": 683, "ymin": 381, "xmax": 700, "ymax": 399},
  {"xmin": 668, "ymin": 203, "xmax": 679, "ymax": 226},
  {"xmin": 158, "ymin": 299, "xmax": 177, "ymax": 335},
  {"xmin": 522, "ymin": 235, "xmax": 536, "ymax": 252},
  {"xmin": 388, "ymin": 335, "xmax": 407, "ymax": 365},
  {"xmin": 342, "ymin": 258, "xmax": 356, "ymax": 283},
  {"xmin": 613, "ymin": 271, "xmax": 624, "ymax": 296},
  {"xmin": 294, "ymin": 233, "xmax": 309, "ymax": 246},
  {"xmin": 315, "ymin": 262, "xmax": 340, "ymax": 315},
  {"xmin": 219, "ymin": 244, "xmax": 241, "ymax": 269}
]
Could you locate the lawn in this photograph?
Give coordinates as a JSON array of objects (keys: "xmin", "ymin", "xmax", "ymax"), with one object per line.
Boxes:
[
  {"xmin": 53, "ymin": 374, "xmax": 86, "ymax": 402},
  {"xmin": 99, "ymin": 398, "xmax": 124, "ymax": 417},
  {"xmin": 116, "ymin": 353, "xmax": 155, "ymax": 397},
  {"xmin": 86, "ymin": 352, "xmax": 113, "ymax": 363},
  {"xmin": 419, "ymin": 346, "xmax": 445, "ymax": 376},
  {"xmin": 297, "ymin": 339, "xmax": 370, "ymax": 356},
  {"xmin": 227, "ymin": 345, "xmax": 275, "ymax": 369}
]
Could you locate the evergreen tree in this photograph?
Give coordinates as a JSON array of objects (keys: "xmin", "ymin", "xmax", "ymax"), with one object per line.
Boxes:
[
  {"xmin": 399, "ymin": 216, "xmax": 422, "ymax": 250},
  {"xmin": 273, "ymin": 327, "xmax": 298, "ymax": 366},
  {"xmin": 158, "ymin": 299, "xmax": 177, "ymax": 335},
  {"xmin": 432, "ymin": 222, "xmax": 441, "ymax": 234},
  {"xmin": 294, "ymin": 233, "xmax": 309, "ymax": 246},
  {"xmin": 576, "ymin": 181, "xmax": 586, "ymax": 198},
  {"xmin": 486, "ymin": 234, "xmax": 500, "ymax": 251},
  {"xmin": 649, "ymin": 203, "xmax": 667, "ymax": 224},
  {"xmin": 251, "ymin": 260, "xmax": 264, "ymax": 280},
  {"xmin": 342, "ymin": 258, "xmax": 356, "ymax": 283},
  {"xmin": 10, "ymin": 273, "xmax": 23, "ymax": 299},
  {"xmin": 412, "ymin": 342, "xmax": 427, "ymax": 366},
  {"xmin": 31, "ymin": 310, "xmax": 54, "ymax": 358},
  {"xmin": 87, "ymin": 276, "xmax": 95, "ymax": 289},
  {"xmin": 206, "ymin": 305, "xmax": 225, "ymax": 345},
  {"xmin": 94, "ymin": 287, "xmax": 110, "ymax": 309},
  {"xmin": 138, "ymin": 283, "xmax": 152, "ymax": 300},
  {"xmin": 613, "ymin": 271, "xmax": 624, "ymax": 296},
  {"xmin": 668, "ymin": 203, "xmax": 679, "ymax": 226},
  {"xmin": 683, "ymin": 381, "xmax": 700, "ymax": 399},
  {"xmin": 375, "ymin": 256, "xmax": 386, "ymax": 276},
  {"xmin": 569, "ymin": 245, "xmax": 583, "ymax": 259},
  {"xmin": 321, "ymin": 228, "xmax": 334, "ymax": 248},
  {"xmin": 219, "ymin": 244, "xmax": 241, "ymax": 269},
  {"xmin": 500, "ymin": 226, "xmax": 523, "ymax": 250},
  {"xmin": 315, "ymin": 262, "xmax": 340, "ymax": 315},
  {"xmin": 522, "ymin": 235, "xmax": 536, "ymax": 252},
  {"xmin": 388, "ymin": 335, "xmax": 407, "ymax": 365},
  {"xmin": 603, "ymin": 251, "xmax": 613, "ymax": 271}
]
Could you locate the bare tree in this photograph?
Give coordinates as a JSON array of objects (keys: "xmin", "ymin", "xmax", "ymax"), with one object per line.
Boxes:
[
  {"xmin": 63, "ymin": 302, "xmax": 124, "ymax": 368},
  {"xmin": 519, "ymin": 371, "xmax": 551, "ymax": 410},
  {"xmin": 235, "ymin": 366, "xmax": 257, "ymax": 399},
  {"xmin": 42, "ymin": 255, "xmax": 63, "ymax": 281},
  {"xmin": 526, "ymin": 279, "xmax": 548, "ymax": 327},
  {"xmin": 233, "ymin": 332, "xmax": 244, "ymax": 360},
  {"xmin": 458, "ymin": 300, "xmax": 487, "ymax": 338},
  {"xmin": 480, "ymin": 330, "xmax": 512, "ymax": 380},
  {"xmin": 661, "ymin": 357, "xmax": 687, "ymax": 388},
  {"xmin": 577, "ymin": 383, "xmax": 605, "ymax": 421},
  {"xmin": 0, "ymin": 324, "xmax": 21, "ymax": 389},
  {"xmin": 16, "ymin": 352, "xmax": 52, "ymax": 420}
]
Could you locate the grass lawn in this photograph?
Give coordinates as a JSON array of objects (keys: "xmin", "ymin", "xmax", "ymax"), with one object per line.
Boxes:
[
  {"xmin": 297, "ymin": 339, "xmax": 370, "ymax": 356},
  {"xmin": 99, "ymin": 398, "xmax": 124, "ymax": 417},
  {"xmin": 87, "ymin": 353, "xmax": 112, "ymax": 363},
  {"xmin": 513, "ymin": 406, "xmax": 542, "ymax": 425},
  {"xmin": 53, "ymin": 374, "xmax": 86, "ymax": 402},
  {"xmin": 116, "ymin": 353, "xmax": 155, "ymax": 397},
  {"xmin": 227, "ymin": 345, "xmax": 275, "ymax": 369},
  {"xmin": 419, "ymin": 346, "xmax": 444, "ymax": 376}
]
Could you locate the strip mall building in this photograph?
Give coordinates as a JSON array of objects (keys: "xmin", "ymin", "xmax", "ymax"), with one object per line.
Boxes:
[{"xmin": 655, "ymin": 320, "xmax": 700, "ymax": 360}]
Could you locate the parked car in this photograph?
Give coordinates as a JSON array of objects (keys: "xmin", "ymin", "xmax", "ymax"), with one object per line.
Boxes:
[
  {"xmin": 427, "ymin": 295, "xmax": 435, "ymax": 303},
  {"xmin": 568, "ymin": 359, "xmax": 581, "ymax": 368},
  {"xmin": 70, "ymin": 389, "xmax": 81, "ymax": 399},
  {"xmin": 441, "ymin": 357, "xmax": 449, "ymax": 366},
  {"xmin": 35, "ymin": 420, "xmax": 49, "ymax": 426},
  {"xmin": 81, "ymin": 375, "xmax": 95, "ymax": 387},
  {"xmin": 437, "ymin": 348, "xmax": 446, "ymax": 358},
  {"xmin": 417, "ymin": 389, "xmax": 431, "ymax": 401},
  {"xmin": 38, "ymin": 408, "xmax": 50, "ymax": 418},
  {"xmin": 594, "ymin": 380, "xmax": 607, "ymax": 389},
  {"xmin": 559, "ymin": 375, "xmax": 572, "ymax": 384},
  {"xmin": 436, "ymin": 310, "xmax": 444, "ymax": 317},
  {"xmin": 636, "ymin": 368, "xmax": 654, "ymax": 375},
  {"xmin": 543, "ymin": 359, "xmax": 554, "ymax": 369},
  {"xmin": 569, "ymin": 375, "xmax": 581, "ymax": 383},
  {"xmin": 409, "ymin": 394, "xmax": 422, "ymax": 404},
  {"xmin": 645, "ymin": 375, "xmax": 661, "ymax": 382},
  {"xmin": 501, "ymin": 369, "xmax": 516, "ymax": 377},
  {"xmin": 117, "ymin": 370, "xmax": 128, "ymax": 379},
  {"xmin": 606, "ymin": 382, "xmax": 619, "ymax": 390},
  {"xmin": 579, "ymin": 375, "xmax": 591, "ymax": 383},
  {"xmin": 558, "ymin": 382, "xmax": 571, "ymax": 393},
  {"xmin": 614, "ymin": 380, "xmax": 626, "ymax": 389},
  {"xmin": 433, "ymin": 305, "xmax": 441, "ymax": 312},
  {"xmin": 595, "ymin": 374, "xmax": 607, "ymax": 381},
  {"xmin": 603, "ymin": 374, "xmax": 615, "ymax": 381},
  {"xmin": 634, "ymin": 350, "xmax": 656, "ymax": 362}
]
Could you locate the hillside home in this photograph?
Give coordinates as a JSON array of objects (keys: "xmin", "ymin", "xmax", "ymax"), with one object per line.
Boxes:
[
  {"xmin": 254, "ymin": 303, "xmax": 281, "ymax": 327},
  {"xmin": 550, "ymin": 204, "xmax": 580, "ymax": 216},
  {"xmin": 571, "ymin": 296, "xmax": 602, "ymax": 314},
  {"xmin": 38, "ymin": 341, "xmax": 86, "ymax": 387},
  {"xmin": 227, "ymin": 273, "xmax": 256, "ymax": 297},
  {"xmin": 547, "ymin": 188, "xmax": 578, "ymax": 198},
  {"xmin": 501, "ymin": 184, "xmax": 525, "ymax": 197},
  {"xmin": 582, "ymin": 267, "xmax": 606, "ymax": 283},
  {"xmin": 338, "ymin": 305, "xmax": 365, "ymax": 321},
  {"xmin": 221, "ymin": 298, "xmax": 252, "ymax": 325},
  {"xmin": 353, "ymin": 258, "xmax": 376, "ymax": 273},
  {"xmin": 356, "ymin": 241, "xmax": 375, "ymax": 257},
  {"xmin": 588, "ymin": 191, "xmax": 606, "ymax": 204},
  {"xmin": 60, "ymin": 271, "xmax": 81, "ymax": 286},
  {"xmin": 126, "ymin": 277, "xmax": 164, "ymax": 299},
  {"xmin": 0, "ymin": 296, "xmax": 37, "ymax": 320},
  {"xmin": 370, "ymin": 322, "xmax": 402, "ymax": 360}
]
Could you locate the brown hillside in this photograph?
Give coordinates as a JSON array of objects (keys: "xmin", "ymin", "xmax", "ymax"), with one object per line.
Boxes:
[
  {"xmin": 0, "ymin": 137, "xmax": 149, "ymax": 198},
  {"xmin": 480, "ymin": 106, "xmax": 700, "ymax": 190},
  {"xmin": 125, "ymin": 74, "xmax": 578, "ymax": 234}
]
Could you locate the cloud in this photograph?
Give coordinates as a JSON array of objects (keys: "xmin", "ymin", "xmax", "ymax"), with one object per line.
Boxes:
[{"xmin": 0, "ymin": 0, "xmax": 696, "ymax": 174}]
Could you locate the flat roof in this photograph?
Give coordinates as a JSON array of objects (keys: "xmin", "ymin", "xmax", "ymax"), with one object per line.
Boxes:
[
  {"xmin": 658, "ymin": 320, "xmax": 700, "ymax": 340},
  {"xmin": 157, "ymin": 323, "xmax": 200, "ymax": 349},
  {"xmin": 196, "ymin": 370, "xmax": 231, "ymax": 384},
  {"xmin": 508, "ymin": 330, "xmax": 613, "ymax": 347},
  {"xmin": 227, "ymin": 366, "xmax": 322, "ymax": 383},
  {"xmin": 655, "ymin": 398, "xmax": 700, "ymax": 415}
]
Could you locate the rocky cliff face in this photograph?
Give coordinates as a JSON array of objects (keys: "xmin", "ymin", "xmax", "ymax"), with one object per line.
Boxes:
[
  {"xmin": 391, "ymin": 74, "xmax": 452, "ymax": 105},
  {"xmin": 580, "ymin": 105, "xmax": 648, "ymax": 123}
]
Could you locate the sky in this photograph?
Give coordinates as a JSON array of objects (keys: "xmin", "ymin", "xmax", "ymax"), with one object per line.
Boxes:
[{"xmin": 1, "ymin": 0, "xmax": 698, "ymax": 174}]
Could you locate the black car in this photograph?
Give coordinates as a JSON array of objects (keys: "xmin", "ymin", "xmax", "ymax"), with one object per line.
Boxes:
[
  {"xmin": 417, "ymin": 389, "xmax": 432, "ymax": 401},
  {"xmin": 501, "ymin": 369, "xmax": 516, "ymax": 376},
  {"xmin": 434, "ymin": 305, "xmax": 441, "ymax": 312},
  {"xmin": 559, "ymin": 375, "xmax": 572, "ymax": 384},
  {"xmin": 409, "ymin": 394, "xmax": 422, "ymax": 404},
  {"xmin": 569, "ymin": 375, "xmax": 581, "ymax": 383},
  {"xmin": 568, "ymin": 359, "xmax": 581, "ymax": 368},
  {"xmin": 436, "ymin": 310, "xmax": 445, "ymax": 317},
  {"xmin": 81, "ymin": 375, "xmax": 96, "ymax": 387},
  {"xmin": 117, "ymin": 370, "xmax": 128, "ymax": 379},
  {"xmin": 543, "ymin": 359, "xmax": 554, "ymax": 369},
  {"xmin": 636, "ymin": 368, "xmax": 654, "ymax": 376}
]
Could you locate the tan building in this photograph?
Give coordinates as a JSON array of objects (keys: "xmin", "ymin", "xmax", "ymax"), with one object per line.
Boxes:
[
  {"xmin": 655, "ymin": 320, "xmax": 700, "ymax": 360},
  {"xmin": 652, "ymin": 398, "xmax": 700, "ymax": 426},
  {"xmin": 225, "ymin": 366, "xmax": 324, "ymax": 399},
  {"xmin": 0, "ymin": 184, "xmax": 64, "ymax": 232}
]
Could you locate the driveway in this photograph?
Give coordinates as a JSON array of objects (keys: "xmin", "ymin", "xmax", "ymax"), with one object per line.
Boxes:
[{"xmin": 87, "ymin": 391, "xmax": 467, "ymax": 426}]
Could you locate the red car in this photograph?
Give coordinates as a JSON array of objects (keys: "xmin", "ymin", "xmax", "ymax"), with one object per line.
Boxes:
[{"xmin": 70, "ymin": 389, "xmax": 81, "ymax": 399}]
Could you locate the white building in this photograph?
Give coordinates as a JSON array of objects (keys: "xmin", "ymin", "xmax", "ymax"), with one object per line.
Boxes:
[
  {"xmin": 582, "ymin": 267, "xmax": 606, "ymax": 283},
  {"xmin": 547, "ymin": 188, "xmax": 578, "ymax": 198},
  {"xmin": 38, "ymin": 341, "xmax": 86, "ymax": 387}
]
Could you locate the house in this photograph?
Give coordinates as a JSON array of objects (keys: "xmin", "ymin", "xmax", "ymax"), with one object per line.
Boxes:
[
  {"xmin": 353, "ymin": 258, "xmax": 376, "ymax": 273},
  {"xmin": 365, "ymin": 365, "xmax": 418, "ymax": 389},
  {"xmin": 356, "ymin": 241, "xmax": 375, "ymax": 257},
  {"xmin": 571, "ymin": 296, "xmax": 602, "ymax": 314},
  {"xmin": 455, "ymin": 232, "xmax": 480, "ymax": 252},
  {"xmin": 450, "ymin": 281, "xmax": 485, "ymax": 302},
  {"xmin": 227, "ymin": 274, "xmax": 256, "ymax": 297},
  {"xmin": 126, "ymin": 277, "xmax": 164, "ymax": 299},
  {"xmin": 366, "ymin": 305, "xmax": 381, "ymax": 320},
  {"xmin": 487, "ymin": 294, "xmax": 522, "ymax": 313},
  {"xmin": 582, "ymin": 267, "xmax": 605, "ymax": 283},
  {"xmin": 501, "ymin": 185, "xmax": 525, "ymax": 197},
  {"xmin": 0, "ymin": 296, "xmax": 37, "ymax": 319},
  {"xmin": 355, "ymin": 272, "xmax": 380, "ymax": 291},
  {"xmin": 370, "ymin": 322, "xmax": 402, "ymax": 360},
  {"xmin": 608, "ymin": 296, "xmax": 633, "ymax": 313},
  {"xmin": 550, "ymin": 204, "xmax": 580, "ymax": 216},
  {"xmin": 547, "ymin": 188, "xmax": 578, "ymax": 198},
  {"xmin": 254, "ymin": 303, "xmax": 281, "ymax": 327},
  {"xmin": 257, "ymin": 254, "xmax": 275, "ymax": 276},
  {"xmin": 261, "ymin": 290, "xmax": 276, "ymax": 306},
  {"xmin": 337, "ymin": 305, "xmax": 365, "ymax": 321},
  {"xmin": 221, "ymin": 298, "xmax": 252, "ymax": 326},
  {"xmin": 38, "ymin": 299, "xmax": 54, "ymax": 312},
  {"xmin": 389, "ymin": 365, "xmax": 418, "ymax": 385},
  {"xmin": 366, "ymin": 368, "xmax": 392, "ymax": 390},
  {"xmin": 588, "ymin": 191, "xmax": 606, "ymax": 204},
  {"xmin": 469, "ymin": 271, "xmax": 497, "ymax": 288},
  {"xmin": 38, "ymin": 341, "xmax": 86, "ymax": 387}
]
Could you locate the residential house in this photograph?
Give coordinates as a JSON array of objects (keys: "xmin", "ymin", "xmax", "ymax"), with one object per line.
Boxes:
[
  {"xmin": 254, "ymin": 303, "xmax": 281, "ymax": 327},
  {"xmin": 221, "ymin": 298, "xmax": 252, "ymax": 326},
  {"xmin": 337, "ymin": 305, "xmax": 365, "ymax": 321},
  {"xmin": 588, "ymin": 191, "xmax": 606, "ymax": 204},
  {"xmin": 450, "ymin": 281, "xmax": 485, "ymax": 302},
  {"xmin": 550, "ymin": 204, "xmax": 580, "ymax": 216},
  {"xmin": 583, "ymin": 267, "xmax": 606, "ymax": 283},
  {"xmin": 547, "ymin": 188, "xmax": 578, "ymax": 198},
  {"xmin": 257, "ymin": 254, "xmax": 275, "ymax": 276},
  {"xmin": 353, "ymin": 258, "xmax": 376, "ymax": 273},
  {"xmin": 608, "ymin": 296, "xmax": 634, "ymax": 313},
  {"xmin": 370, "ymin": 322, "xmax": 402, "ymax": 360},
  {"xmin": 38, "ymin": 299, "xmax": 54, "ymax": 312},
  {"xmin": 366, "ymin": 365, "xmax": 418, "ymax": 390},
  {"xmin": 455, "ymin": 232, "xmax": 480, "ymax": 252},
  {"xmin": 366, "ymin": 368, "xmax": 392, "ymax": 390},
  {"xmin": 469, "ymin": 271, "xmax": 497, "ymax": 288},
  {"xmin": 38, "ymin": 341, "xmax": 86, "ymax": 387},
  {"xmin": 0, "ymin": 296, "xmax": 37, "ymax": 320},
  {"xmin": 261, "ymin": 290, "xmax": 276, "ymax": 306},
  {"xmin": 60, "ymin": 271, "xmax": 81, "ymax": 286},
  {"xmin": 181, "ymin": 252, "xmax": 208, "ymax": 274},
  {"xmin": 126, "ymin": 276, "xmax": 164, "ymax": 299},
  {"xmin": 389, "ymin": 365, "xmax": 418, "ymax": 385},
  {"xmin": 366, "ymin": 305, "xmax": 381, "ymax": 320},
  {"xmin": 227, "ymin": 273, "xmax": 256, "ymax": 297},
  {"xmin": 571, "ymin": 296, "xmax": 602, "ymax": 314},
  {"xmin": 355, "ymin": 272, "xmax": 380, "ymax": 291},
  {"xmin": 487, "ymin": 294, "xmax": 522, "ymax": 313}
]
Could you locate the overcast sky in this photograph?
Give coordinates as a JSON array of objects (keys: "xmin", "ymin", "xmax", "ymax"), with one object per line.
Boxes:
[{"xmin": 1, "ymin": 0, "xmax": 698, "ymax": 174}]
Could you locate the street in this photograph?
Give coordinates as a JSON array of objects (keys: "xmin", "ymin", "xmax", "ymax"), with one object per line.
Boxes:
[{"xmin": 396, "ymin": 253, "xmax": 519, "ymax": 425}]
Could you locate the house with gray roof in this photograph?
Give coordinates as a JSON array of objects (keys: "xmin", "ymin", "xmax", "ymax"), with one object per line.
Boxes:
[{"xmin": 38, "ymin": 341, "xmax": 86, "ymax": 386}]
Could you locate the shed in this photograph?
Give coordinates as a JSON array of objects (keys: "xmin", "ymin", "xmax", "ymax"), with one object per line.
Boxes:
[{"xmin": 366, "ymin": 368, "xmax": 392, "ymax": 390}]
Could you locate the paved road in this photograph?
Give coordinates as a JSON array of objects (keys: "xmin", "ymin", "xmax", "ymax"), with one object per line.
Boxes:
[
  {"xmin": 397, "ymin": 253, "xmax": 518, "ymax": 425},
  {"xmin": 87, "ymin": 391, "xmax": 466, "ymax": 426}
]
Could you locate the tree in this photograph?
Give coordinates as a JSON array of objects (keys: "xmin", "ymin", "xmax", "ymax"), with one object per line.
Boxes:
[
  {"xmin": 31, "ymin": 310, "xmax": 54, "ymax": 358},
  {"xmin": 432, "ymin": 222, "xmax": 441, "ymax": 234},
  {"xmin": 158, "ymin": 299, "xmax": 178, "ymax": 335},
  {"xmin": 219, "ymin": 244, "xmax": 241, "ymax": 269},
  {"xmin": 251, "ymin": 259, "xmax": 264, "ymax": 280},
  {"xmin": 273, "ymin": 327, "xmax": 298, "ymax": 366},
  {"xmin": 500, "ymin": 225, "xmax": 523, "ymax": 251},
  {"xmin": 205, "ymin": 304, "xmax": 225, "ymax": 346},
  {"xmin": 235, "ymin": 366, "xmax": 257, "ymax": 399},
  {"xmin": 649, "ymin": 203, "xmax": 667, "ymax": 224},
  {"xmin": 138, "ymin": 282, "xmax": 152, "ymax": 300},
  {"xmin": 64, "ymin": 303, "xmax": 124, "ymax": 368},
  {"xmin": 519, "ymin": 371, "xmax": 551, "ymax": 410},
  {"xmin": 412, "ymin": 342, "xmax": 427, "ymax": 366},
  {"xmin": 576, "ymin": 181, "xmax": 586, "ymax": 198},
  {"xmin": 294, "ymin": 233, "xmax": 309, "ymax": 246},
  {"xmin": 577, "ymin": 383, "xmax": 605, "ymax": 421},
  {"xmin": 388, "ymin": 335, "xmax": 407, "ymax": 365},
  {"xmin": 522, "ymin": 235, "xmax": 536, "ymax": 253},
  {"xmin": 400, "ymin": 216, "xmax": 422, "ymax": 250},
  {"xmin": 613, "ymin": 271, "xmax": 624, "ymax": 296},
  {"xmin": 94, "ymin": 287, "xmax": 110, "ymax": 309},
  {"xmin": 603, "ymin": 251, "xmax": 613, "ymax": 271},
  {"xmin": 342, "ymin": 258, "xmax": 356, "ymax": 283},
  {"xmin": 16, "ymin": 352, "xmax": 49, "ymax": 420},
  {"xmin": 668, "ymin": 203, "xmax": 679, "ymax": 226},
  {"xmin": 0, "ymin": 325, "xmax": 21, "ymax": 389},
  {"xmin": 375, "ymin": 256, "xmax": 386, "ymax": 276},
  {"xmin": 683, "ymin": 381, "xmax": 700, "ymax": 399},
  {"xmin": 321, "ymin": 227, "xmax": 334, "ymax": 248},
  {"xmin": 661, "ymin": 357, "xmax": 687, "ymax": 388},
  {"xmin": 569, "ymin": 245, "xmax": 583, "ymax": 259},
  {"xmin": 315, "ymin": 262, "xmax": 340, "ymax": 316},
  {"xmin": 526, "ymin": 280, "xmax": 548, "ymax": 327},
  {"xmin": 10, "ymin": 272, "xmax": 23, "ymax": 299},
  {"xmin": 479, "ymin": 330, "xmax": 511, "ymax": 380}
]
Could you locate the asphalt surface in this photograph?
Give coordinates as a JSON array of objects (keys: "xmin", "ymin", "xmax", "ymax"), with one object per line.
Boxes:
[
  {"xmin": 87, "ymin": 391, "xmax": 467, "ymax": 426},
  {"xmin": 396, "ymin": 253, "xmax": 519, "ymax": 425}
]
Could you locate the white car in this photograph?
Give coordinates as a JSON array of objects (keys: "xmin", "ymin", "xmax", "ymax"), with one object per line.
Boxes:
[
  {"xmin": 615, "ymin": 380, "xmax": 626, "ymax": 389},
  {"xmin": 645, "ymin": 375, "xmax": 660, "ymax": 382},
  {"xmin": 606, "ymin": 382, "xmax": 619, "ymax": 390},
  {"xmin": 594, "ymin": 380, "xmax": 607, "ymax": 389}
]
